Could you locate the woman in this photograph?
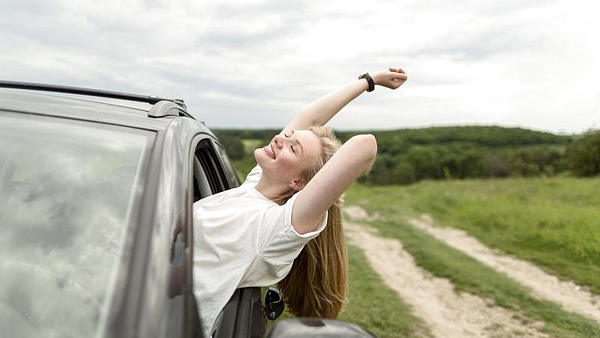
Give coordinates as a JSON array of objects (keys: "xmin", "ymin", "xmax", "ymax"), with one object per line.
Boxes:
[{"xmin": 193, "ymin": 67, "xmax": 408, "ymax": 336}]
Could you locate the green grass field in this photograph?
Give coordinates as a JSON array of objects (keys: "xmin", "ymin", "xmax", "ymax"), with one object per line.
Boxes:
[
  {"xmin": 346, "ymin": 177, "xmax": 600, "ymax": 294},
  {"xmin": 340, "ymin": 177, "xmax": 600, "ymax": 338}
]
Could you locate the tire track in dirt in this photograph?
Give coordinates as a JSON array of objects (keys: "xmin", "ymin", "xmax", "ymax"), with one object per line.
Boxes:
[
  {"xmin": 407, "ymin": 214, "xmax": 600, "ymax": 322},
  {"xmin": 344, "ymin": 206, "xmax": 548, "ymax": 338}
]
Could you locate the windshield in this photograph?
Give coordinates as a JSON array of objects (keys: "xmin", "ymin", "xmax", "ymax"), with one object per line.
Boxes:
[{"xmin": 0, "ymin": 112, "xmax": 153, "ymax": 338}]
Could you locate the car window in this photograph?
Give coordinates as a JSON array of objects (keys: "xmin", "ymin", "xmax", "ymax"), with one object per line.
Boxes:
[
  {"xmin": 0, "ymin": 112, "xmax": 154, "ymax": 338},
  {"xmin": 213, "ymin": 142, "xmax": 241, "ymax": 189},
  {"xmin": 194, "ymin": 139, "xmax": 229, "ymax": 196}
]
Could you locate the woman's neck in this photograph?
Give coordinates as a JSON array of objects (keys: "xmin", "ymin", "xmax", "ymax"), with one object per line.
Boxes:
[{"xmin": 255, "ymin": 178, "xmax": 293, "ymax": 205}]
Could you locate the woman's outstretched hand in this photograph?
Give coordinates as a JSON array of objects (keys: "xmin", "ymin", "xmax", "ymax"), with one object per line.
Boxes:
[{"xmin": 373, "ymin": 67, "xmax": 408, "ymax": 90}]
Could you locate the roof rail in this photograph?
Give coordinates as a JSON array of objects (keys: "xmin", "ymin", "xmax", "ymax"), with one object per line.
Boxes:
[{"xmin": 0, "ymin": 80, "xmax": 186, "ymax": 109}]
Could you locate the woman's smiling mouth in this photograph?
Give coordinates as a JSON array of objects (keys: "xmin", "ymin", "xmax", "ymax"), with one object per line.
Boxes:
[{"xmin": 263, "ymin": 144, "xmax": 276, "ymax": 159}]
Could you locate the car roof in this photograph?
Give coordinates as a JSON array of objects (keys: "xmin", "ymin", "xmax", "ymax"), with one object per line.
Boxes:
[{"xmin": 0, "ymin": 80, "xmax": 201, "ymax": 132}]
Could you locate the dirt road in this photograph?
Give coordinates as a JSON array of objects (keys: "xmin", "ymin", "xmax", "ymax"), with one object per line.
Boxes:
[{"xmin": 343, "ymin": 205, "xmax": 600, "ymax": 338}]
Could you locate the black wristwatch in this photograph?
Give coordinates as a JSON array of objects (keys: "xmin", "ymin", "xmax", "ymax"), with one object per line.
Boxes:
[{"xmin": 358, "ymin": 73, "xmax": 375, "ymax": 92}]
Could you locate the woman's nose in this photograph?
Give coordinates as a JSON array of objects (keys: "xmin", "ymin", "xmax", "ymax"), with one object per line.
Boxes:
[{"xmin": 274, "ymin": 135, "xmax": 288, "ymax": 146}]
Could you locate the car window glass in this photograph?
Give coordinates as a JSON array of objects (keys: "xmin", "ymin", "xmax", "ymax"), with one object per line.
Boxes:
[
  {"xmin": 214, "ymin": 142, "xmax": 241, "ymax": 188},
  {"xmin": 0, "ymin": 113, "xmax": 153, "ymax": 338},
  {"xmin": 195, "ymin": 139, "xmax": 228, "ymax": 195}
]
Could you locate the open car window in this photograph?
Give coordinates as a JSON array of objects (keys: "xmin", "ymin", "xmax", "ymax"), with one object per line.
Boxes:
[{"xmin": 193, "ymin": 138, "xmax": 239, "ymax": 200}]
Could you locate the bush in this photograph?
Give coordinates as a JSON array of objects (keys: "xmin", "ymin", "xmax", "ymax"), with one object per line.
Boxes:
[{"xmin": 567, "ymin": 129, "xmax": 600, "ymax": 177}]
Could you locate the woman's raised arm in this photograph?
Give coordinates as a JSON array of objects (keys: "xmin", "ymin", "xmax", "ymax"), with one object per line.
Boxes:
[
  {"xmin": 282, "ymin": 67, "xmax": 407, "ymax": 135},
  {"xmin": 287, "ymin": 67, "xmax": 407, "ymax": 234},
  {"xmin": 290, "ymin": 133, "xmax": 378, "ymax": 234}
]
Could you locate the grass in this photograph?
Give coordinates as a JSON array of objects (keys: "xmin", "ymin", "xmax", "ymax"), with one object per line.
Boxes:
[
  {"xmin": 344, "ymin": 178, "xmax": 600, "ymax": 337},
  {"xmin": 364, "ymin": 217, "xmax": 600, "ymax": 337},
  {"xmin": 347, "ymin": 177, "xmax": 600, "ymax": 294}
]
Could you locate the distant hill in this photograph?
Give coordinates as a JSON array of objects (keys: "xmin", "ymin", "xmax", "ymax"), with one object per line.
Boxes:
[
  {"xmin": 214, "ymin": 126, "xmax": 574, "ymax": 185},
  {"xmin": 336, "ymin": 125, "xmax": 571, "ymax": 148}
]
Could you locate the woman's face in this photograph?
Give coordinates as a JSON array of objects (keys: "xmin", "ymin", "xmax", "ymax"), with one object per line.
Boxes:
[{"xmin": 255, "ymin": 130, "xmax": 321, "ymax": 185}]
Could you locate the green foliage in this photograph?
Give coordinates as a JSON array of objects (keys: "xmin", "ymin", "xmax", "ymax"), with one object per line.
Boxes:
[
  {"xmin": 212, "ymin": 131, "xmax": 245, "ymax": 159},
  {"xmin": 407, "ymin": 146, "xmax": 440, "ymax": 180},
  {"xmin": 346, "ymin": 126, "xmax": 572, "ymax": 184},
  {"xmin": 336, "ymin": 125, "xmax": 570, "ymax": 147},
  {"xmin": 218, "ymin": 126, "xmax": 575, "ymax": 185},
  {"xmin": 567, "ymin": 129, "xmax": 600, "ymax": 177}
]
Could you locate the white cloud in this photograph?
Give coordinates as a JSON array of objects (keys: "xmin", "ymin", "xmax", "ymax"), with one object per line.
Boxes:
[{"xmin": 0, "ymin": 0, "xmax": 598, "ymax": 134}]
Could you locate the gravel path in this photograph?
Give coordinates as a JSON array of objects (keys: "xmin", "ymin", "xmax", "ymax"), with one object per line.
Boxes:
[
  {"xmin": 344, "ymin": 205, "xmax": 563, "ymax": 338},
  {"xmin": 407, "ymin": 214, "xmax": 600, "ymax": 322}
]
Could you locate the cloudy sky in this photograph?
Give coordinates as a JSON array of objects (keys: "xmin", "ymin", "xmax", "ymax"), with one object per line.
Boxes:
[{"xmin": 1, "ymin": 0, "xmax": 598, "ymax": 134}]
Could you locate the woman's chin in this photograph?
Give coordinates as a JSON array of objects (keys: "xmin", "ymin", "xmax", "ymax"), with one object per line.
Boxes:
[{"xmin": 253, "ymin": 149, "xmax": 267, "ymax": 166}]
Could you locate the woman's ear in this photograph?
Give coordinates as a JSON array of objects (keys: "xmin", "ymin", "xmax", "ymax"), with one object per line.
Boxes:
[{"xmin": 288, "ymin": 179, "xmax": 306, "ymax": 191}]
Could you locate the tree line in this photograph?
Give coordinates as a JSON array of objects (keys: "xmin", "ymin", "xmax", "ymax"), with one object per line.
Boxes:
[{"xmin": 214, "ymin": 126, "xmax": 600, "ymax": 185}]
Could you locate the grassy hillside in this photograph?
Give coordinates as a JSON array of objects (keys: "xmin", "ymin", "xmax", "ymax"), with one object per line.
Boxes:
[{"xmin": 218, "ymin": 126, "xmax": 575, "ymax": 185}]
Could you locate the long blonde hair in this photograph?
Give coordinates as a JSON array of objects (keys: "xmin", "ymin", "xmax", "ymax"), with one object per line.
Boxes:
[{"xmin": 277, "ymin": 125, "xmax": 348, "ymax": 319}]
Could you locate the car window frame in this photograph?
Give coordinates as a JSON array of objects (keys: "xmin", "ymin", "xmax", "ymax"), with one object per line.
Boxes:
[
  {"xmin": 188, "ymin": 134, "xmax": 266, "ymax": 338},
  {"xmin": 179, "ymin": 133, "xmax": 235, "ymax": 338}
]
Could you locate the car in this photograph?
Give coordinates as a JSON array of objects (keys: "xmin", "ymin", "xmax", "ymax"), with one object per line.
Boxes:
[{"xmin": 0, "ymin": 81, "xmax": 375, "ymax": 338}]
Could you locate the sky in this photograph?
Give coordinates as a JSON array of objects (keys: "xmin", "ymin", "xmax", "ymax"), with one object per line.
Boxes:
[{"xmin": 1, "ymin": 0, "xmax": 598, "ymax": 135}]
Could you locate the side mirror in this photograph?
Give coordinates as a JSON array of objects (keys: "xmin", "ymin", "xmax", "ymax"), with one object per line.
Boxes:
[{"xmin": 265, "ymin": 318, "xmax": 376, "ymax": 338}]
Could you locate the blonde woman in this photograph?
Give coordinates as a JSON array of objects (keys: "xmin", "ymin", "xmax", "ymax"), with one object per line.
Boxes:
[{"xmin": 193, "ymin": 67, "xmax": 408, "ymax": 336}]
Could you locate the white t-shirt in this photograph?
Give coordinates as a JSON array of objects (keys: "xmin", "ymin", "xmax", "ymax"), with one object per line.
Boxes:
[{"xmin": 192, "ymin": 166, "xmax": 327, "ymax": 337}]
